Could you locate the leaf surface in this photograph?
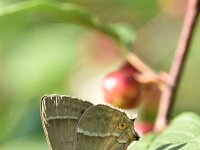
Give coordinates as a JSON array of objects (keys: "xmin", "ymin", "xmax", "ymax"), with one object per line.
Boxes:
[{"xmin": 129, "ymin": 112, "xmax": 200, "ymax": 150}]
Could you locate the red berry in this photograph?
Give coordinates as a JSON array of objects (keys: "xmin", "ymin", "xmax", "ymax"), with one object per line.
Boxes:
[
  {"xmin": 119, "ymin": 62, "xmax": 139, "ymax": 74},
  {"xmin": 135, "ymin": 122, "xmax": 154, "ymax": 136},
  {"xmin": 102, "ymin": 70, "xmax": 141, "ymax": 109}
]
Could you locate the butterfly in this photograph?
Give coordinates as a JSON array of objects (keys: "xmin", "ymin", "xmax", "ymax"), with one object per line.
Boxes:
[{"xmin": 40, "ymin": 94, "xmax": 140, "ymax": 150}]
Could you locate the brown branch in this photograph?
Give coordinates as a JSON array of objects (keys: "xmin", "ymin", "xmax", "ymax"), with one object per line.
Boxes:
[{"xmin": 154, "ymin": 0, "xmax": 200, "ymax": 132}]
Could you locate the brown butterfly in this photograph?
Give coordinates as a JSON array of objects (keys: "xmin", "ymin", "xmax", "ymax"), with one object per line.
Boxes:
[{"xmin": 40, "ymin": 94, "xmax": 139, "ymax": 150}]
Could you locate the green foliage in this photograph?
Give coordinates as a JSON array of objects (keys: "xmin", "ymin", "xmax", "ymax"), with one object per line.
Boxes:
[
  {"xmin": 0, "ymin": 1, "xmax": 135, "ymax": 49},
  {"xmin": 1, "ymin": 0, "xmax": 200, "ymax": 149},
  {"xmin": 128, "ymin": 112, "xmax": 200, "ymax": 150},
  {"xmin": 1, "ymin": 135, "xmax": 48, "ymax": 150},
  {"xmin": 0, "ymin": 1, "xmax": 135, "ymax": 145}
]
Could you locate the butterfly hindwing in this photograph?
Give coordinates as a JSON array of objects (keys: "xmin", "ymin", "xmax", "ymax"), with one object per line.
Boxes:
[
  {"xmin": 74, "ymin": 104, "xmax": 138, "ymax": 150},
  {"xmin": 40, "ymin": 95, "xmax": 93, "ymax": 150}
]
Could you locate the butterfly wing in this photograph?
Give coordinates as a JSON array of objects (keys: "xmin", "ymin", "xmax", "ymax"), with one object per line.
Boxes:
[
  {"xmin": 74, "ymin": 105, "xmax": 138, "ymax": 150},
  {"xmin": 40, "ymin": 94, "xmax": 93, "ymax": 150}
]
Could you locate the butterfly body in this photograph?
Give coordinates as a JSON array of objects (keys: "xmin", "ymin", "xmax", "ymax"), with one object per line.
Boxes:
[{"xmin": 40, "ymin": 95, "xmax": 139, "ymax": 150}]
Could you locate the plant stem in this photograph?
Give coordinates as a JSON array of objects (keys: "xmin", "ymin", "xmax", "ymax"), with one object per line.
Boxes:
[{"xmin": 154, "ymin": 0, "xmax": 200, "ymax": 132}]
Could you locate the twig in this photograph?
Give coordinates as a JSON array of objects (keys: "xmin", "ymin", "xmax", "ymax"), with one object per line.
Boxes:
[
  {"xmin": 154, "ymin": 0, "xmax": 200, "ymax": 132},
  {"xmin": 127, "ymin": 53, "xmax": 157, "ymax": 75}
]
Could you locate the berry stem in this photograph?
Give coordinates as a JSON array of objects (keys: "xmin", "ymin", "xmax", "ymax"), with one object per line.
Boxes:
[
  {"xmin": 127, "ymin": 53, "xmax": 157, "ymax": 76},
  {"xmin": 154, "ymin": 0, "xmax": 200, "ymax": 132}
]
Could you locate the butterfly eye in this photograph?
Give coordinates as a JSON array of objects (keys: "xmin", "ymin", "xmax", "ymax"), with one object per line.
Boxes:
[{"xmin": 119, "ymin": 123, "xmax": 126, "ymax": 129}]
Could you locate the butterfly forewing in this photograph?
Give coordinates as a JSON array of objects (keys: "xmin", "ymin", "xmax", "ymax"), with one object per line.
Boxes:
[{"xmin": 40, "ymin": 95, "xmax": 93, "ymax": 150}]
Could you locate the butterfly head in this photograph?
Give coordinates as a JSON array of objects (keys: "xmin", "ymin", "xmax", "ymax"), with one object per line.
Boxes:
[{"xmin": 113, "ymin": 112, "xmax": 140, "ymax": 147}]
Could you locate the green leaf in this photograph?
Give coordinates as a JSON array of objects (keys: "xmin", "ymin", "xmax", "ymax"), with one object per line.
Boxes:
[
  {"xmin": 0, "ymin": 1, "xmax": 135, "ymax": 50},
  {"xmin": 129, "ymin": 112, "xmax": 200, "ymax": 150},
  {"xmin": 128, "ymin": 133, "xmax": 157, "ymax": 150}
]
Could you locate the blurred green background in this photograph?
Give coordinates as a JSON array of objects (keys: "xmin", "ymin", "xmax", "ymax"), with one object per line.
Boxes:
[{"xmin": 0, "ymin": 0, "xmax": 200, "ymax": 149}]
